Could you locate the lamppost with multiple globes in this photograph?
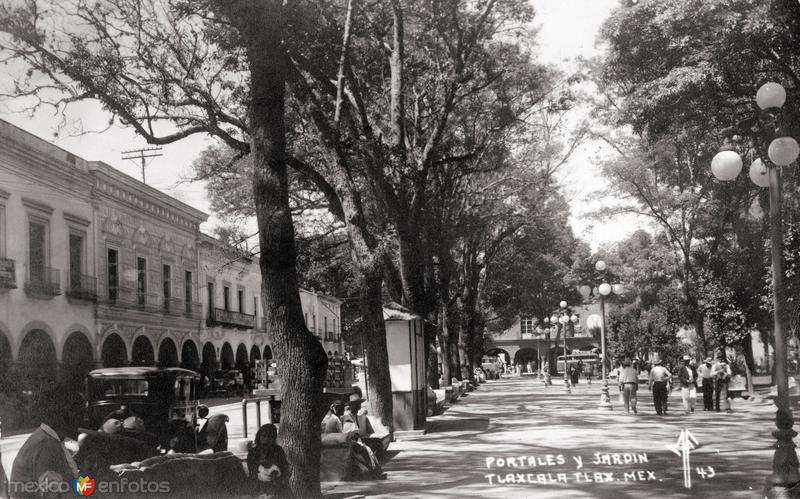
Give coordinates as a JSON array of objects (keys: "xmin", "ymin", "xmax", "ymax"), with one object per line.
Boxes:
[
  {"xmin": 579, "ymin": 260, "xmax": 624, "ymax": 411},
  {"xmin": 552, "ymin": 300, "xmax": 579, "ymax": 394},
  {"xmin": 710, "ymin": 81, "xmax": 800, "ymax": 497}
]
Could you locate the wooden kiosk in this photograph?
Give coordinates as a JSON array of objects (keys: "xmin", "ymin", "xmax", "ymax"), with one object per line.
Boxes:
[{"xmin": 383, "ymin": 302, "xmax": 427, "ymax": 434}]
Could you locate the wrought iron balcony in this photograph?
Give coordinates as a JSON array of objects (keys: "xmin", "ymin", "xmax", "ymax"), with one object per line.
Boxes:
[
  {"xmin": 209, "ymin": 307, "xmax": 255, "ymax": 329},
  {"xmin": 0, "ymin": 258, "xmax": 16, "ymax": 289},
  {"xmin": 24, "ymin": 265, "xmax": 60, "ymax": 297},
  {"xmin": 66, "ymin": 273, "xmax": 97, "ymax": 302}
]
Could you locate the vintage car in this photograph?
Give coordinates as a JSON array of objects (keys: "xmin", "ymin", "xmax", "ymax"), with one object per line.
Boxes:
[{"xmin": 84, "ymin": 367, "xmax": 202, "ymax": 450}]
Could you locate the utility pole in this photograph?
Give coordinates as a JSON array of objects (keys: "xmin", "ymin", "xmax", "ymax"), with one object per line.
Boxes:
[{"xmin": 121, "ymin": 147, "xmax": 163, "ymax": 184}]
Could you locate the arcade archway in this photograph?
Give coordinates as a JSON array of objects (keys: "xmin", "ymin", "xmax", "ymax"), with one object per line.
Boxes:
[
  {"xmin": 158, "ymin": 338, "xmax": 179, "ymax": 368},
  {"xmin": 131, "ymin": 336, "xmax": 155, "ymax": 366},
  {"xmin": 181, "ymin": 340, "xmax": 200, "ymax": 371},
  {"xmin": 102, "ymin": 333, "xmax": 128, "ymax": 368},
  {"xmin": 220, "ymin": 342, "xmax": 234, "ymax": 370},
  {"xmin": 62, "ymin": 331, "xmax": 94, "ymax": 390},
  {"xmin": 18, "ymin": 329, "xmax": 57, "ymax": 390},
  {"xmin": 201, "ymin": 342, "xmax": 216, "ymax": 376},
  {"xmin": 0, "ymin": 330, "xmax": 11, "ymax": 391}
]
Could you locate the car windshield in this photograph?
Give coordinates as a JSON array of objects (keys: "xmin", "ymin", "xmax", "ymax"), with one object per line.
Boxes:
[{"xmin": 90, "ymin": 379, "xmax": 149, "ymax": 398}]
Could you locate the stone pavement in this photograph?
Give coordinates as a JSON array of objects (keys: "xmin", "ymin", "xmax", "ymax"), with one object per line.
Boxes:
[{"xmin": 322, "ymin": 376, "xmax": 779, "ymax": 498}]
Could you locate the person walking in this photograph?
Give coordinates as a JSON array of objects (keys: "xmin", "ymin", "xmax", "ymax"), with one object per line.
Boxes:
[
  {"xmin": 697, "ymin": 357, "xmax": 715, "ymax": 411},
  {"xmin": 648, "ymin": 359, "xmax": 672, "ymax": 415},
  {"xmin": 713, "ymin": 355, "xmax": 733, "ymax": 413},
  {"xmin": 677, "ymin": 355, "xmax": 697, "ymax": 414},
  {"xmin": 618, "ymin": 358, "xmax": 639, "ymax": 414}
]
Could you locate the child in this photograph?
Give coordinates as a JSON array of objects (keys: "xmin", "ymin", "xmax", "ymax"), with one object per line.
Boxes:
[{"xmin": 247, "ymin": 424, "xmax": 290, "ymax": 497}]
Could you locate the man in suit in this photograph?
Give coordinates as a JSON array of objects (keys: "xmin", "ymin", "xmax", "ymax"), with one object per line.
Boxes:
[{"xmin": 677, "ymin": 355, "xmax": 697, "ymax": 414}]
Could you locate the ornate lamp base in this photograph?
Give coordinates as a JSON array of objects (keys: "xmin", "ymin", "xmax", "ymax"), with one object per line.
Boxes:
[
  {"xmin": 766, "ymin": 407, "xmax": 800, "ymax": 498},
  {"xmin": 598, "ymin": 380, "xmax": 613, "ymax": 410}
]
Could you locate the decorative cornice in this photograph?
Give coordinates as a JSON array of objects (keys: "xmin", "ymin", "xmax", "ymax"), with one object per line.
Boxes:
[
  {"xmin": 63, "ymin": 211, "xmax": 91, "ymax": 227},
  {"xmin": 21, "ymin": 197, "xmax": 54, "ymax": 216}
]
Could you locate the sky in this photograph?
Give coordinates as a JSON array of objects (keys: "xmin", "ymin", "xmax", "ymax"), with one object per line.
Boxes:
[{"xmin": 0, "ymin": 0, "xmax": 648, "ymax": 250}]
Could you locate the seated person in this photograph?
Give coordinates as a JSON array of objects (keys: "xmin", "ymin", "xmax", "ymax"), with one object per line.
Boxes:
[
  {"xmin": 246, "ymin": 424, "xmax": 289, "ymax": 497},
  {"xmin": 341, "ymin": 394, "xmax": 365, "ymax": 434},
  {"xmin": 321, "ymin": 400, "xmax": 343, "ymax": 434},
  {"xmin": 120, "ymin": 416, "xmax": 159, "ymax": 449},
  {"xmin": 11, "ymin": 413, "xmax": 79, "ymax": 498},
  {"xmin": 198, "ymin": 413, "xmax": 230, "ymax": 452}
]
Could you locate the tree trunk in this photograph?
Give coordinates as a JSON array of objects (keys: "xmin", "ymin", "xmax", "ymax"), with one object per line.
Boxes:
[
  {"xmin": 740, "ymin": 335, "xmax": 756, "ymax": 393},
  {"xmin": 358, "ymin": 267, "xmax": 394, "ymax": 430},
  {"xmin": 239, "ymin": 3, "xmax": 327, "ymax": 496}
]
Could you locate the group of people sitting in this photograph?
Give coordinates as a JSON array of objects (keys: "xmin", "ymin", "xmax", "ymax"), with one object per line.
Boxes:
[{"xmin": 320, "ymin": 391, "xmax": 384, "ymax": 480}]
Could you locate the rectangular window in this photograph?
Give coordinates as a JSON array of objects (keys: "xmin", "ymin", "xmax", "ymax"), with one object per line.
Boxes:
[
  {"xmin": 107, "ymin": 249, "xmax": 119, "ymax": 302},
  {"xmin": 238, "ymin": 289, "xmax": 244, "ymax": 313},
  {"xmin": 333, "ymin": 318, "xmax": 337, "ymax": 341},
  {"xmin": 324, "ymin": 317, "xmax": 328, "ymax": 340},
  {"xmin": 223, "ymin": 286, "xmax": 230, "ymax": 311},
  {"xmin": 29, "ymin": 221, "xmax": 46, "ymax": 280},
  {"xmin": 184, "ymin": 271, "xmax": 193, "ymax": 304},
  {"xmin": 69, "ymin": 233, "xmax": 84, "ymax": 290},
  {"xmin": 312, "ymin": 314, "xmax": 317, "ymax": 334},
  {"xmin": 253, "ymin": 296, "xmax": 258, "ymax": 321},
  {"xmin": 0, "ymin": 204, "xmax": 5, "ymax": 258},
  {"xmin": 207, "ymin": 282, "xmax": 215, "ymax": 320},
  {"xmin": 162, "ymin": 264, "xmax": 171, "ymax": 309},
  {"xmin": 137, "ymin": 257, "xmax": 146, "ymax": 307}
]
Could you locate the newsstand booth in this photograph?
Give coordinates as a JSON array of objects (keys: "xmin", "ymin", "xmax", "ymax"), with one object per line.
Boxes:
[{"xmin": 384, "ymin": 303, "xmax": 427, "ymax": 432}]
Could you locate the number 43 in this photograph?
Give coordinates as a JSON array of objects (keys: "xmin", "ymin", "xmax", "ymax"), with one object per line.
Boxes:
[{"xmin": 696, "ymin": 466, "xmax": 716, "ymax": 479}]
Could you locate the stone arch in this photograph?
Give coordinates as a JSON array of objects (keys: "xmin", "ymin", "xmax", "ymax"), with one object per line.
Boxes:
[
  {"xmin": 249, "ymin": 344, "xmax": 261, "ymax": 364},
  {"xmin": 236, "ymin": 343, "xmax": 250, "ymax": 387},
  {"xmin": 158, "ymin": 337, "xmax": 179, "ymax": 368},
  {"xmin": 485, "ymin": 348, "xmax": 511, "ymax": 365},
  {"xmin": 62, "ymin": 331, "xmax": 95, "ymax": 391},
  {"xmin": 18, "ymin": 329, "xmax": 57, "ymax": 390},
  {"xmin": 512, "ymin": 347, "xmax": 540, "ymax": 366},
  {"xmin": 59, "ymin": 323, "xmax": 93, "ymax": 362},
  {"xmin": 220, "ymin": 342, "xmax": 234, "ymax": 370},
  {"xmin": 263, "ymin": 345, "xmax": 272, "ymax": 362},
  {"xmin": 16, "ymin": 321, "xmax": 56, "ymax": 360},
  {"xmin": 131, "ymin": 335, "xmax": 155, "ymax": 366},
  {"xmin": 101, "ymin": 333, "xmax": 128, "ymax": 368},
  {"xmin": 181, "ymin": 340, "xmax": 200, "ymax": 371},
  {"xmin": 201, "ymin": 342, "xmax": 217, "ymax": 376}
]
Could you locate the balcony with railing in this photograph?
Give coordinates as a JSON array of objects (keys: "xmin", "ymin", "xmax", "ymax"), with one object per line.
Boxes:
[
  {"xmin": 66, "ymin": 273, "xmax": 97, "ymax": 302},
  {"xmin": 0, "ymin": 258, "xmax": 16, "ymax": 289},
  {"xmin": 24, "ymin": 265, "xmax": 60, "ymax": 297},
  {"xmin": 209, "ymin": 307, "xmax": 256, "ymax": 329}
]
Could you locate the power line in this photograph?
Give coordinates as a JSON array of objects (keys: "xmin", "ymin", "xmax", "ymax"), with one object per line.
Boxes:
[{"xmin": 121, "ymin": 147, "xmax": 163, "ymax": 184}]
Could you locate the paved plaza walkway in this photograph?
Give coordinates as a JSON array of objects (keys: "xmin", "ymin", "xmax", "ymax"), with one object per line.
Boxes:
[
  {"xmin": 0, "ymin": 375, "xmax": 782, "ymax": 498},
  {"xmin": 323, "ymin": 375, "xmax": 777, "ymax": 498}
]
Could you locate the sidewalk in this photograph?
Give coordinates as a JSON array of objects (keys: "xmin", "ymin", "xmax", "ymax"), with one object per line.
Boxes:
[{"xmin": 322, "ymin": 376, "xmax": 777, "ymax": 498}]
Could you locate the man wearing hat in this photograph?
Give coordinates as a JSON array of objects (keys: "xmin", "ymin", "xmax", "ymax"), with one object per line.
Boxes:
[
  {"xmin": 342, "ymin": 393, "xmax": 366, "ymax": 435},
  {"xmin": 677, "ymin": 355, "xmax": 697, "ymax": 414},
  {"xmin": 712, "ymin": 354, "xmax": 733, "ymax": 413},
  {"xmin": 648, "ymin": 359, "xmax": 672, "ymax": 415},
  {"xmin": 697, "ymin": 357, "xmax": 715, "ymax": 411}
]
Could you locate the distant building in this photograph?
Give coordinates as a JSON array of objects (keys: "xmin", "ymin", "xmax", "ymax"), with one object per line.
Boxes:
[
  {"xmin": 485, "ymin": 303, "xmax": 601, "ymax": 367},
  {"xmin": 0, "ymin": 118, "xmax": 343, "ymax": 394}
]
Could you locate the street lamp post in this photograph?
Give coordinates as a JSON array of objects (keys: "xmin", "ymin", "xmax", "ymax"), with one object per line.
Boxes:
[
  {"xmin": 581, "ymin": 260, "xmax": 624, "ymax": 411},
  {"xmin": 710, "ymin": 82, "xmax": 800, "ymax": 497}
]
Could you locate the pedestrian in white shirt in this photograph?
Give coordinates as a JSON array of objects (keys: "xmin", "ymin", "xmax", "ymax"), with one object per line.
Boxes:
[
  {"xmin": 677, "ymin": 355, "xmax": 697, "ymax": 414},
  {"xmin": 697, "ymin": 357, "xmax": 715, "ymax": 411},
  {"xmin": 712, "ymin": 355, "xmax": 733, "ymax": 413}
]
